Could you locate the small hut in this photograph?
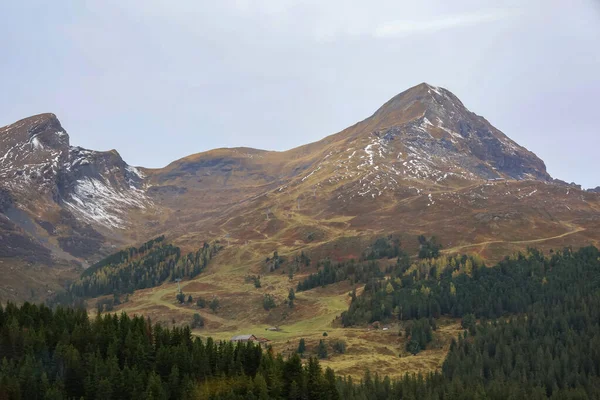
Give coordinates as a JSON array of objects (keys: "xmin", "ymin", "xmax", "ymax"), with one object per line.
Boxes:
[{"xmin": 230, "ymin": 334, "xmax": 257, "ymax": 343}]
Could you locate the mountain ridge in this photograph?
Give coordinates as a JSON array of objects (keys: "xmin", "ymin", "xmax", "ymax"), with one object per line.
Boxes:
[
  {"xmin": 1, "ymin": 83, "xmax": 553, "ymax": 186},
  {"xmin": 0, "ymin": 82, "xmax": 598, "ymax": 302}
]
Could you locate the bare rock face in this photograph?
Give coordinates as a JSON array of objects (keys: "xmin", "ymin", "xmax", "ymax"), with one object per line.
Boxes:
[
  {"xmin": 368, "ymin": 83, "xmax": 550, "ymax": 181},
  {"xmin": 26, "ymin": 114, "xmax": 69, "ymax": 149},
  {"xmin": 0, "ymin": 114, "xmax": 150, "ymax": 229},
  {"xmin": 0, "ymin": 188, "xmax": 12, "ymax": 213},
  {"xmin": 0, "ymin": 114, "xmax": 153, "ymax": 273}
]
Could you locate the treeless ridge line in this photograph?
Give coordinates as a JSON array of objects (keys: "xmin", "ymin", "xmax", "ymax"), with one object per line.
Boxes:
[{"xmin": 442, "ymin": 226, "xmax": 586, "ymax": 253}]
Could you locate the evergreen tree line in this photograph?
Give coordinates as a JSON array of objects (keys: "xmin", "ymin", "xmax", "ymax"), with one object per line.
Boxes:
[
  {"xmin": 0, "ymin": 303, "xmax": 339, "ymax": 399},
  {"xmin": 296, "ymin": 259, "xmax": 385, "ymax": 292},
  {"xmin": 2, "ymin": 246, "xmax": 600, "ymax": 398},
  {"xmin": 81, "ymin": 236, "xmax": 168, "ymax": 278},
  {"xmin": 337, "ymin": 245, "xmax": 600, "ymax": 399},
  {"xmin": 51, "ymin": 241, "xmax": 221, "ymax": 306},
  {"xmin": 295, "ymin": 236, "xmax": 416, "ymax": 293},
  {"xmin": 339, "ymin": 247, "xmax": 571, "ymax": 326},
  {"xmin": 361, "ymin": 236, "xmax": 403, "ymax": 261},
  {"xmin": 265, "ymin": 250, "xmax": 311, "ymax": 275}
]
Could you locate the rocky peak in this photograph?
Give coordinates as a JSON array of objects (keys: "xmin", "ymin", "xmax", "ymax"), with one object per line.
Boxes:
[
  {"xmin": 370, "ymin": 83, "xmax": 457, "ymax": 125},
  {"xmin": 26, "ymin": 113, "xmax": 69, "ymax": 149},
  {"xmin": 0, "ymin": 114, "xmax": 151, "ymax": 230},
  {"xmin": 0, "ymin": 113, "xmax": 69, "ymax": 187},
  {"xmin": 288, "ymin": 84, "xmax": 552, "ymax": 203},
  {"xmin": 1, "ymin": 113, "xmax": 69, "ymax": 153},
  {"xmin": 363, "ymin": 83, "xmax": 551, "ymax": 182}
]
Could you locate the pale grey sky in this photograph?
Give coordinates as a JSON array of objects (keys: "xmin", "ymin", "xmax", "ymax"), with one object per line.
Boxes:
[{"xmin": 1, "ymin": 1, "xmax": 599, "ymax": 187}]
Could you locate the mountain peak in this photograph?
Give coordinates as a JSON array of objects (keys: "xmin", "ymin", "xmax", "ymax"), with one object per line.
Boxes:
[
  {"xmin": 0, "ymin": 113, "xmax": 150, "ymax": 230},
  {"xmin": 1, "ymin": 113, "xmax": 69, "ymax": 152},
  {"xmin": 326, "ymin": 83, "xmax": 551, "ymax": 185},
  {"xmin": 380, "ymin": 82, "xmax": 454, "ymax": 107},
  {"xmin": 4, "ymin": 112, "xmax": 59, "ymax": 128},
  {"xmin": 410, "ymin": 81, "xmax": 445, "ymax": 94},
  {"xmin": 368, "ymin": 83, "xmax": 463, "ymax": 130}
]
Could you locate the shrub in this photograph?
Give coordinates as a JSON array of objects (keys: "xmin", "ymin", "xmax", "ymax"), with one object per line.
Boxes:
[
  {"xmin": 191, "ymin": 313, "xmax": 204, "ymax": 328},
  {"xmin": 332, "ymin": 340, "xmax": 346, "ymax": 354},
  {"xmin": 407, "ymin": 340, "xmax": 421, "ymax": 355},
  {"xmin": 196, "ymin": 298, "xmax": 206, "ymax": 308},
  {"xmin": 263, "ymin": 294, "xmax": 277, "ymax": 311},
  {"xmin": 209, "ymin": 298, "xmax": 220, "ymax": 313}
]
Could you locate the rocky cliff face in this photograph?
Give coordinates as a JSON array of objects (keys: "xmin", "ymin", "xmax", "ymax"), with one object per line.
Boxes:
[
  {"xmin": 373, "ymin": 83, "xmax": 551, "ymax": 181},
  {"xmin": 0, "ymin": 113, "xmax": 151, "ymax": 229},
  {"xmin": 0, "ymin": 114, "xmax": 154, "ymax": 277}
]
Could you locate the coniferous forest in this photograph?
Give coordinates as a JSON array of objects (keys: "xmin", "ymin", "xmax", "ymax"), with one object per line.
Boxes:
[
  {"xmin": 50, "ymin": 237, "xmax": 221, "ymax": 308},
  {"xmin": 296, "ymin": 236, "xmax": 407, "ymax": 292},
  {"xmin": 0, "ymin": 303, "xmax": 340, "ymax": 400},
  {"xmin": 1, "ymin": 245, "xmax": 600, "ymax": 398}
]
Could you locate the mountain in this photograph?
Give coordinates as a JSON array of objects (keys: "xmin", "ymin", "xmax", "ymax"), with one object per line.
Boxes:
[
  {"xmin": 1, "ymin": 83, "xmax": 598, "ymax": 302},
  {"xmin": 0, "ymin": 113, "xmax": 157, "ymax": 300}
]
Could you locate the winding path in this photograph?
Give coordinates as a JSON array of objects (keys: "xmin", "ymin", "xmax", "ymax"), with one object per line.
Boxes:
[{"xmin": 442, "ymin": 225, "xmax": 586, "ymax": 254}]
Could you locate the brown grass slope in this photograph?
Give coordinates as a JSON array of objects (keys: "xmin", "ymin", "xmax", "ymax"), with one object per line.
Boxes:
[
  {"xmin": 0, "ymin": 83, "xmax": 599, "ymax": 305},
  {"xmin": 108, "ymin": 84, "xmax": 598, "ymax": 378}
]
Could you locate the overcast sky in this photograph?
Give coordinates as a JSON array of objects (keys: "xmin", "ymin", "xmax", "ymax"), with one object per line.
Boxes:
[{"xmin": 1, "ymin": 1, "xmax": 599, "ymax": 188}]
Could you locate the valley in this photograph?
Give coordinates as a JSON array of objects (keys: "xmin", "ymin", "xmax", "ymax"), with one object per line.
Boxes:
[{"xmin": 90, "ymin": 242, "xmax": 463, "ymax": 380}]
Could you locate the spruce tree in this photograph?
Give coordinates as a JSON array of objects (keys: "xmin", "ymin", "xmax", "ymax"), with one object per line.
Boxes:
[
  {"xmin": 297, "ymin": 338, "xmax": 306, "ymax": 355},
  {"xmin": 317, "ymin": 340, "xmax": 328, "ymax": 359}
]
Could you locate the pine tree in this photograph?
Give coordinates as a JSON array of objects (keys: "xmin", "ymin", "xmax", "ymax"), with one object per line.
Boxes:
[
  {"xmin": 144, "ymin": 371, "xmax": 167, "ymax": 400},
  {"xmin": 317, "ymin": 340, "xmax": 328, "ymax": 359},
  {"xmin": 297, "ymin": 338, "xmax": 306, "ymax": 355},
  {"xmin": 253, "ymin": 373, "xmax": 269, "ymax": 400},
  {"xmin": 306, "ymin": 357, "xmax": 324, "ymax": 400},
  {"xmin": 324, "ymin": 367, "xmax": 340, "ymax": 400}
]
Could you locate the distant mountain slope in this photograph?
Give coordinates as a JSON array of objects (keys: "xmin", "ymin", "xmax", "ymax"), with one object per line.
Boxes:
[{"xmin": 0, "ymin": 83, "xmax": 598, "ymax": 302}]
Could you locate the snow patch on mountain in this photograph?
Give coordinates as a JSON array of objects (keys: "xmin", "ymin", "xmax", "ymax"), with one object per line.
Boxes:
[
  {"xmin": 126, "ymin": 165, "xmax": 145, "ymax": 180},
  {"xmin": 63, "ymin": 176, "xmax": 149, "ymax": 229},
  {"xmin": 0, "ymin": 118, "xmax": 152, "ymax": 230},
  {"xmin": 30, "ymin": 135, "xmax": 44, "ymax": 150},
  {"xmin": 427, "ymin": 84, "xmax": 444, "ymax": 97}
]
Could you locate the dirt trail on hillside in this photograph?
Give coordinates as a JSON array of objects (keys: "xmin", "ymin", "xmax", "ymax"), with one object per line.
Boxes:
[
  {"xmin": 122, "ymin": 284, "xmax": 229, "ymax": 325},
  {"xmin": 442, "ymin": 225, "xmax": 586, "ymax": 254}
]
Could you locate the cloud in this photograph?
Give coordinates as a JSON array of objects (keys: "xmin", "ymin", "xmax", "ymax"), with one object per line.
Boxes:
[{"xmin": 374, "ymin": 9, "xmax": 521, "ymax": 38}]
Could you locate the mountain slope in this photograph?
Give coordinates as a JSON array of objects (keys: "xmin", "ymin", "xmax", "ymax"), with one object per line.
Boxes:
[
  {"xmin": 145, "ymin": 83, "xmax": 589, "ymax": 255},
  {"xmin": 0, "ymin": 114, "xmax": 158, "ymax": 300},
  {"xmin": 0, "ymin": 83, "xmax": 598, "ymax": 302},
  {"xmin": 144, "ymin": 83, "xmax": 558, "ymax": 248}
]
